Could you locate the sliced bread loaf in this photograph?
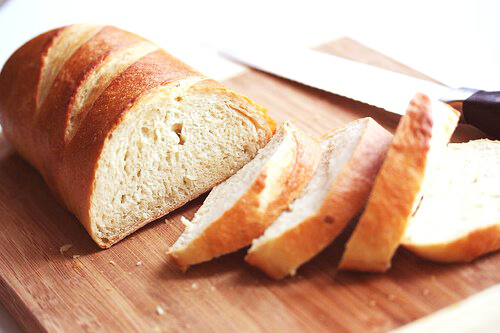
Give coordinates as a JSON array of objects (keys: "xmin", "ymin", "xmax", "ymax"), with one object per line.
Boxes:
[
  {"xmin": 402, "ymin": 139, "xmax": 500, "ymax": 262},
  {"xmin": 245, "ymin": 118, "xmax": 393, "ymax": 279},
  {"xmin": 169, "ymin": 121, "xmax": 322, "ymax": 271},
  {"xmin": 339, "ymin": 93, "xmax": 460, "ymax": 272},
  {"xmin": 0, "ymin": 25, "xmax": 275, "ymax": 247}
]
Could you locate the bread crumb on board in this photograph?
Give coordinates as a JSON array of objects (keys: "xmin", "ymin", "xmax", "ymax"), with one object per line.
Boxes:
[
  {"xmin": 136, "ymin": 261, "xmax": 142, "ymax": 266},
  {"xmin": 59, "ymin": 244, "xmax": 73, "ymax": 254},
  {"xmin": 156, "ymin": 306, "xmax": 165, "ymax": 316},
  {"xmin": 180, "ymin": 216, "xmax": 192, "ymax": 227},
  {"xmin": 72, "ymin": 255, "xmax": 81, "ymax": 259},
  {"xmin": 109, "ymin": 260, "xmax": 116, "ymax": 266},
  {"xmin": 183, "ymin": 283, "xmax": 200, "ymax": 292}
]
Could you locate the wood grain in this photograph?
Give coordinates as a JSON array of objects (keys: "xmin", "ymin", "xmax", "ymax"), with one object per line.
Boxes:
[
  {"xmin": 391, "ymin": 283, "xmax": 500, "ymax": 333},
  {"xmin": 0, "ymin": 38, "xmax": 497, "ymax": 333}
]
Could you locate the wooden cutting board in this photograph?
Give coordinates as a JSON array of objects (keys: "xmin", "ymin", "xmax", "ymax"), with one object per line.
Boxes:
[{"xmin": 0, "ymin": 38, "xmax": 497, "ymax": 333}]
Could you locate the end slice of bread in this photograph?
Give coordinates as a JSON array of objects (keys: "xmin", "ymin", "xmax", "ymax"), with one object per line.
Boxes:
[
  {"xmin": 339, "ymin": 93, "xmax": 460, "ymax": 272},
  {"xmin": 88, "ymin": 78, "xmax": 273, "ymax": 247},
  {"xmin": 169, "ymin": 121, "xmax": 322, "ymax": 271},
  {"xmin": 245, "ymin": 118, "xmax": 393, "ymax": 279},
  {"xmin": 402, "ymin": 139, "xmax": 500, "ymax": 262}
]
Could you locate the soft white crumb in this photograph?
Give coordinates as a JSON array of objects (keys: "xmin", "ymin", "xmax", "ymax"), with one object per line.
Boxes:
[
  {"xmin": 109, "ymin": 260, "xmax": 116, "ymax": 266},
  {"xmin": 156, "ymin": 306, "xmax": 165, "ymax": 316},
  {"xmin": 136, "ymin": 261, "xmax": 142, "ymax": 266},
  {"xmin": 59, "ymin": 244, "xmax": 73, "ymax": 254},
  {"xmin": 191, "ymin": 282, "xmax": 199, "ymax": 290},
  {"xmin": 72, "ymin": 255, "xmax": 81, "ymax": 259}
]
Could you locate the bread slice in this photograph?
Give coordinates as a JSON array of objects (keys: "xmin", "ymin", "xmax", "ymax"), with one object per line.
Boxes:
[
  {"xmin": 169, "ymin": 121, "xmax": 322, "ymax": 271},
  {"xmin": 0, "ymin": 25, "xmax": 275, "ymax": 248},
  {"xmin": 402, "ymin": 139, "xmax": 500, "ymax": 262},
  {"xmin": 339, "ymin": 93, "xmax": 460, "ymax": 272},
  {"xmin": 245, "ymin": 118, "xmax": 393, "ymax": 279}
]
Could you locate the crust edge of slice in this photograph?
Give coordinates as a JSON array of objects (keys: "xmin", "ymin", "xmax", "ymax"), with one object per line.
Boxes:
[
  {"xmin": 338, "ymin": 93, "xmax": 460, "ymax": 272},
  {"xmin": 246, "ymin": 117, "xmax": 393, "ymax": 279},
  {"xmin": 169, "ymin": 121, "xmax": 322, "ymax": 271}
]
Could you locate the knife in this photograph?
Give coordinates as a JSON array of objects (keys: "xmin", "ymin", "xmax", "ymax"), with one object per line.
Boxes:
[{"xmin": 216, "ymin": 43, "xmax": 499, "ymax": 139}]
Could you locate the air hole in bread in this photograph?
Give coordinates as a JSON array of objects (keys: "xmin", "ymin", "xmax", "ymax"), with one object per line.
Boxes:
[
  {"xmin": 242, "ymin": 144, "xmax": 255, "ymax": 155},
  {"xmin": 141, "ymin": 126, "xmax": 151, "ymax": 137},
  {"xmin": 172, "ymin": 123, "xmax": 185, "ymax": 145},
  {"xmin": 136, "ymin": 141, "xmax": 144, "ymax": 153}
]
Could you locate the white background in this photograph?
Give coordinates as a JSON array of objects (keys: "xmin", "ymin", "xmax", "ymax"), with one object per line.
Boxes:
[{"xmin": 0, "ymin": 0, "xmax": 498, "ymax": 331}]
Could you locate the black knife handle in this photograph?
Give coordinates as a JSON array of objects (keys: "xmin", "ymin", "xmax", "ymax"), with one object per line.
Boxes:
[{"xmin": 462, "ymin": 90, "xmax": 500, "ymax": 139}]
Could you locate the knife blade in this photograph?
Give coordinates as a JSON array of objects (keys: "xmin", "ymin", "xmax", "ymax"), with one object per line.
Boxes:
[{"xmin": 216, "ymin": 43, "xmax": 499, "ymax": 139}]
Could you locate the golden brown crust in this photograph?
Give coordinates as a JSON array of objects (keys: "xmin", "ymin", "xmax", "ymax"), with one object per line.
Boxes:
[
  {"xmin": 403, "ymin": 225, "xmax": 500, "ymax": 263},
  {"xmin": 245, "ymin": 118, "xmax": 393, "ymax": 279},
  {"xmin": 0, "ymin": 25, "xmax": 274, "ymax": 248},
  {"xmin": 339, "ymin": 94, "xmax": 460, "ymax": 272},
  {"xmin": 0, "ymin": 27, "xmax": 65, "ymax": 171},
  {"xmin": 36, "ymin": 27, "xmax": 154, "ymax": 198},
  {"xmin": 170, "ymin": 123, "xmax": 321, "ymax": 271}
]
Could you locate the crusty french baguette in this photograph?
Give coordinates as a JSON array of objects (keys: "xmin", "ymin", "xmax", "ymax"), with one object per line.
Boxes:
[
  {"xmin": 402, "ymin": 139, "xmax": 500, "ymax": 263},
  {"xmin": 169, "ymin": 121, "xmax": 322, "ymax": 271},
  {"xmin": 339, "ymin": 93, "xmax": 460, "ymax": 272},
  {"xmin": 0, "ymin": 24, "xmax": 274, "ymax": 248},
  {"xmin": 246, "ymin": 118, "xmax": 393, "ymax": 279}
]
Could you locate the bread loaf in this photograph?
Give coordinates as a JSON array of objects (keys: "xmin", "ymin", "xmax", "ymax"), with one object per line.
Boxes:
[
  {"xmin": 339, "ymin": 93, "xmax": 459, "ymax": 272},
  {"xmin": 403, "ymin": 139, "xmax": 500, "ymax": 262},
  {"xmin": 246, "ymin": 118, "xmax": 393, "ymax": 279},
  {"xmin": 0, "ymin": 24, "xmax": 274, "ymax": 248},
  {"xmin": 169, "ymin": 121, "xmax": 322, "ymax": 271}
]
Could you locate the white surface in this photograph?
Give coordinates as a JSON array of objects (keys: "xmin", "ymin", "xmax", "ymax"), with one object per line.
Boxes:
[
  {"xmin": 0, "ymin": 0, "xmax": 498, "ymax": 330},
  {"xmin": 0, "ymin": 0, "xmax": 499, "ymax": 88}
]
